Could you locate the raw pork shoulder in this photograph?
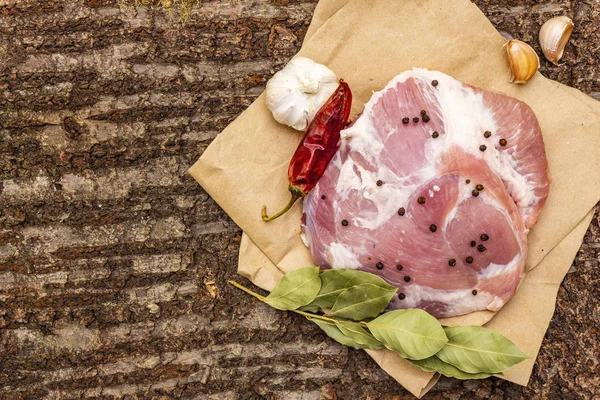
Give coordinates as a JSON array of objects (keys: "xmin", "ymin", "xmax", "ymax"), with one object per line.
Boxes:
[{"xmin": 301, "ymin": 69, "xmax": 549, "ymax": 318}]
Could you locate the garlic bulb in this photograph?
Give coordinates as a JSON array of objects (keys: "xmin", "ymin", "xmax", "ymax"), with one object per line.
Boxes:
[
  {"xmin": 506, "ymin": 40, "xmax": 539, "ymax": 84},
  {"xmin": 265, "ymin": 57, "xmax": 338, "ymax": 131},
  {"xmin": 539, "ymin": 16, "xmax": 574, "ymax": 65}
]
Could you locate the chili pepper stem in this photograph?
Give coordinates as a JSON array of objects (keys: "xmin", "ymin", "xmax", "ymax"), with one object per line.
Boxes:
[
  {"xmin": 228, "ymin": 279, "xmax": 369, "ymax": 327},
  {"xmin": 262, "ymin": 186, "xmax": 305, "ymax": 222}
]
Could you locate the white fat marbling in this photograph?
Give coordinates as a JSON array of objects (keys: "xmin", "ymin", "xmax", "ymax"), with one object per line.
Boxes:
[
  {"xmin": 495, "ymin": 150, "xmax": 534, "ymax": 208},
  {"xmin": 476, "ymin": 252, "xmax": 521, "ymax": 280},
  {"xmin": 486, "ymin": 296, "xmax": 506, "ymax": 311},
  {"xmin": 327, "ymin": 242, "xmax": 362, "ymax": 269},
  {"xmin": 390, "ymin": 283, "xmax": 501, "ymax": 316},
  {"xmin": 300, "ymin": 229, "xmax": 311, "ymax": 249},
  {"xmin": 414, "ymin": 69, "xmax": 534, "ymax": 216},
  {"xmin": 329, "ymin": 68, "xmax": 533, "ymax": 234}
]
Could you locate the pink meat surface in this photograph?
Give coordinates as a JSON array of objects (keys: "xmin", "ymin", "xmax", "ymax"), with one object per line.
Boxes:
[{"xmin": 301, "ymin": 69, "xmax": 549, "ymax": 318}]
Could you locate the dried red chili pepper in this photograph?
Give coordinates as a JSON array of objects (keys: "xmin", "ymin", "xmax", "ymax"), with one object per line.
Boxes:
[{"xmin": 262, "ymin": 79, "xmax": 352, "ymax": 221}]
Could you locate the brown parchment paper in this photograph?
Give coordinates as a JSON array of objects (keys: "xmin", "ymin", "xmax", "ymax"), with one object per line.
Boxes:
[
  {"xmin": 304, "ymin": 0, "xmax": 351, "ymax": 41},
  {"xmin": 190, "ymin": 0, "xmax": 600, "ymax": 397}
]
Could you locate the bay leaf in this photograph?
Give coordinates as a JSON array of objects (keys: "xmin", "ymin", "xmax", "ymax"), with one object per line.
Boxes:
[
  {"xmin": 366, "ymin": 309, "xmax": 448, "ymax": 360},
  {"xmin": 436, "ymin": 326, "xmax": 529, "ymax": 374},
  {"xmin": 407, "ymin": 355, "xmax": 492, "ymax": 380},
  {"xmin": 298, "ymin": 304, "xmax": 320, "ymax": 313},
  {"xmin": 264, "ymin": 267, "xmax": 321, "ymax": 310},
  {"xmin": 310, "ymin": 269, "xmax": 397, "ymax": 309},
  {"xmin": 312, "ymin": 319, "xmax": 365, "ymax": 349},
  {"xmin": 334, "ymin": 320, "xmax": 384, "ymax": 350},
  {"xmin": 326, "ymin": 283, "xmax": 397, "ymax": 320}
]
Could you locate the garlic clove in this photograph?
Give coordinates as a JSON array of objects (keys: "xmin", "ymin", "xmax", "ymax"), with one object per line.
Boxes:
[
  {"xmin": 539, "ymin": 16, "xmax": 574, "ymax": 65},
  {"xmin": 266, "ymin": 57, "xmax": 338, "ymax": 131},
  {"xmin": 506, "ymin": 40, "xmax": 539, "ymax": 84}
]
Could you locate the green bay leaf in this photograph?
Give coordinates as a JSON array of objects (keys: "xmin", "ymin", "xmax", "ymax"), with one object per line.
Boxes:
[
  {"xmin": 312, "ymin": 319, "xmax": 365, "ymax": 350},
  {"xmin": 436, "ymin": 326, "xmax": 529, "ymax": 374},
  {"xmin": 326, "ymin": 283, "xmax": 397, "ymax": 320},
  {"xmin": 334, "ymin": 320, "xmax": 384, "ymax": 350},
  {"xmin": 407, "ymin": 355, "xmax": 492, "ymax": 380},
  {"xmin": 298, "ymin": 304, "xmax": 320, "ymax": 313},
  {"xmin": 310, "ymin": 269, "xmax": 397, "ymax": 309},
  {"xmin": 366, "ymin": 309, "xmax": 447, "ymax": 360},
  {"xmin": 264, "ymin": 267, "xmax": 321, "ymax": 310}
]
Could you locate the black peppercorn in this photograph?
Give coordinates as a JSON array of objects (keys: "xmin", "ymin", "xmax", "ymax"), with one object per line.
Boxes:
[
  {"xmin": 396, "ymin": 264, "xmax": 403, "ymax": 271},
  {"xmin": 432, "ymin": 131, "xmax": 439, "ymax": 138},
  {"xmin": 432, "ymin": 80, "xmax": 438, "ymax": 86},
  {"xmin": 402, "ymin": 117, "xmax": 410, "ymax": 124},
  {"xmin": 376, "ymin": 262, "xmax": 384, "ymax": 270},
  {"xmin": 404, "ymin": 276, "xmax": 411, "ymax": 282},
  {"xmin": 398, "ymin": 293, "xmax": 406, "ymax": 300},
  {"xmin": 321, "ymin": 195, "xmax": 326, "ymax": 200},
  {"xmin": 417, "ymin": 196, "xmax": 426, "ymax": 204},
  {"xmin": 479, "ymin": 144, "xmax": 487, "ymax": 152},
  {"xmin": 470, "ymin": 240, "xmax": 476, "ymax": 247},
  {"xmin": 422, "ymin": 115, "xmax": 430, "ymax": 123},
  {"xmin": 472, "ymin": 189, "xmax": 479, "ymax": 197},
  {"xmin": 472, "ymin": 289, "xmax": 478, "ymax": 295},
  {"xmin": 477, "ymin": 244, "xmax": 486, "ymax": 252},
  {"xmin": 376, "ymin": 180, "xmax": 383, "ymax": 186},
  {"xmin": 420, "ymin": 110, "xmax": 427, "ymax": 116},
  {"xmin": 466, "ymin": 256, "xmax": 474, "ymax": 264},
  {"xmin": 475, "ymin": 184, "xmax": 484, "ymax": 191},
  {"xmin": 398, "ymin": 207, "xmax": 406, "ymax": 216},
  {"xmin": 480, "ymin": 234, "xmax": 489, "ymax": 241},
  {"xmin": 341, "ymin": 219, "xmax": 348, "ymax": 226},
  {"xmin": 465, "ymin": 179, "xmax": 471, "ymax": 184},
  {"xmin": 429, "ymin": 224, "xmax": 437, "ymax": 232},
  {"xmin": 413, "ymin": 117, "xmax": 420, "ymax": 123},
  {"xmin": 484, "ymin": 131, "xmax": 492, "ymax": 138},
  {"xmin": 449, "ymin": 259, "xmax": 456, "ymax": 267},
  {"xmin": 499, "ymin": 138, "xmax": 507, "ymax": 146}
]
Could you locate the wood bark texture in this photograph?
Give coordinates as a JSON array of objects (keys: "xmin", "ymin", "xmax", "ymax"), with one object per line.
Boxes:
[{"xmin": 0, "ymin": 0, "xmax": 598, "ymax": 399}]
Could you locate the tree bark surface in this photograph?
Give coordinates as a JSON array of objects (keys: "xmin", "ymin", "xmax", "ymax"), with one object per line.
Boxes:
[{"xmin": 0, "ymin": 1, "xmax": 598, "ymax": 399}]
